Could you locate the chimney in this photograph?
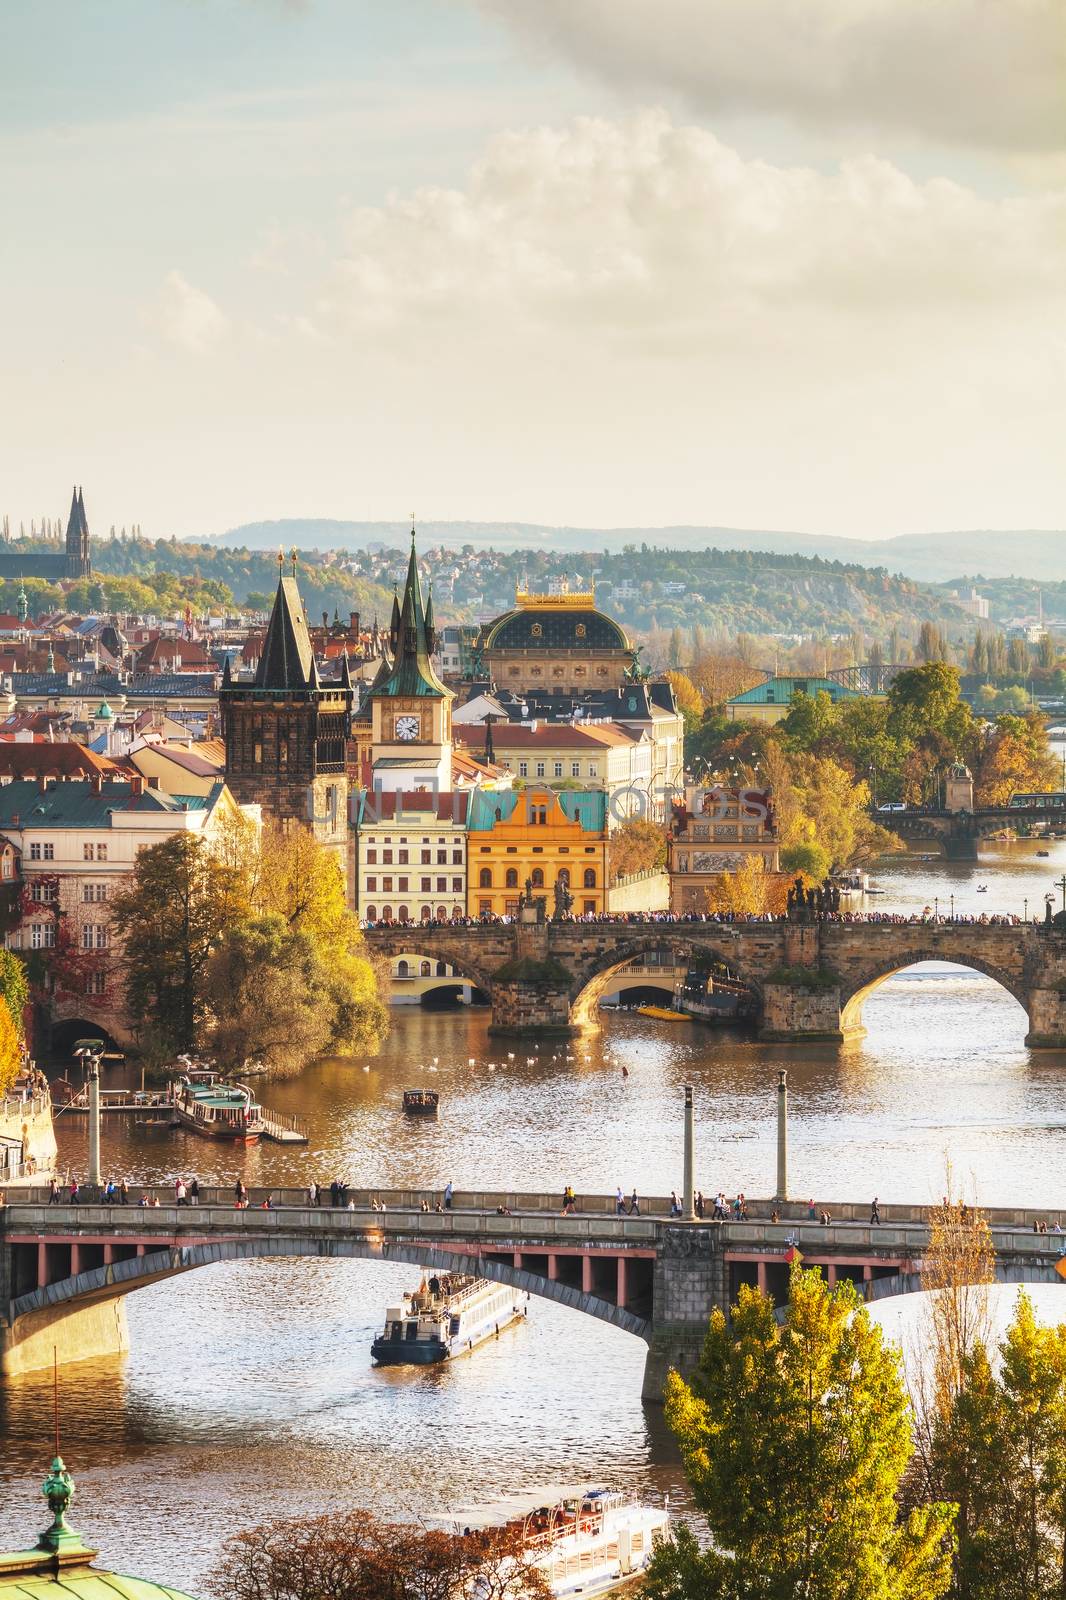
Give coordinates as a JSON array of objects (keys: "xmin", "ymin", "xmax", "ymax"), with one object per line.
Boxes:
[
  {"xmin": 90, "ymin": 773, "xmax": 103, "ymax": 795},
  {"xmin": 350, "ymin": 612, "xmax": 360, "ymax": 636},
  {"xmin": 322, "ymin": 612, "xmax": 329, "ymax": 630},
  {"xmin": 130, "ymin": 773, "xmax": 144, "ymax": 797}
]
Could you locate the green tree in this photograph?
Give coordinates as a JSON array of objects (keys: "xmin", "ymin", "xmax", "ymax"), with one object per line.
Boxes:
[
  {"xmin": 110, "ymin": 833, "xmax": 246, "ymax": 1057},
  {"xmin": 1037, "ymin": 632, "xmax": 1057, "ymax": 672},
  {"xmin": 647, "ymin": 1267, "xmax": 955, "ymax": 1600},
  {"xmin": 781, "ymin": 839, "xmax": 831, "ymax": 882},
  {"xmin": 668, "ymin": 626, "xmax": 684, "ymax": 669},
  {"xmin": 205, "ymin": 915, "xmax": 333, "ymax": 1076},
  {"xmin": 1006, "ymin": 636, "xmax": 1030, "ymax": 675},
  {"xmin": 938, "ymin": 1294, "xmax": 1066, "ymax": 1600}
]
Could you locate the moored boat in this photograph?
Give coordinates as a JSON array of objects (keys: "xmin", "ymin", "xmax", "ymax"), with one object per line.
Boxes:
[
  {"xmin": 371, "ymin": 1273, "xmax": 527, "ymax": 1365},
  {"xmin": 443, "ymin": 1486, "xmax": 671, "ymax": 1597},
  {"xmin": 173, "ymin": 1074, "xmax": 265, "ymax": 1144}
]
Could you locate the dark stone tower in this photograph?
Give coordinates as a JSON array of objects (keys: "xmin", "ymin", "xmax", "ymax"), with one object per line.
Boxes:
[
  {"xmin": 221, "ymin": 559, "xmax": 353, "ymax": 888},
  {"xmin": 64, "ymin": 486, "xmax": 92, "ymax": 579}
]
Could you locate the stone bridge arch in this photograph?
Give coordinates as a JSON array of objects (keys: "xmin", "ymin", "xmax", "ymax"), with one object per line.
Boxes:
[
  {"xmin": 8, "ymin": 1234, "xmax": 651, "ymax": 1372},
  {"xmin": 363, "ymin": 932, "xmax": 501, "ymax": 1001},
  {"xmin": 564, "ymin": 933, "xmax": 764, "ymax": 1031},
  {"xmin": 837, "ymin": 947, "xmax": 1029, "ymax": 1036},
  {"xmin": 868, "ymin": 1260, "xmax": 1062, "ymax": 1303}
]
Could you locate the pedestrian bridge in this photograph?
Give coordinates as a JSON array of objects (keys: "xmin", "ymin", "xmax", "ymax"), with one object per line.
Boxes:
[
  {"xmin": 2, "ymin": 1189, "xmax": 1063, "ymax": 1397},
  {"xmin": 364, "ymin": 919, "xmax": 1066, "ymax": 1045}
]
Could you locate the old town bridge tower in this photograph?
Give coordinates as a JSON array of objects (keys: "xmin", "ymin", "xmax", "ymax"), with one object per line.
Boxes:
[{"xmin": 221, "ymin": 555, "xmax": 353, "ymax": 886}]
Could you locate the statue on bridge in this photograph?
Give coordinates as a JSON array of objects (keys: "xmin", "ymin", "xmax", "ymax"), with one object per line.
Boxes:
[
  {"xmin": 786, "ymin": 876, "xmax": 842, "ymax": 922},
  {"xmin": 552, "ymin": 877, "xmax": 574, "ymax": 921}
]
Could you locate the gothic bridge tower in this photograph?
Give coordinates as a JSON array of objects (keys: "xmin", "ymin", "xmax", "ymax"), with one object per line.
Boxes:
[
  {"xmin": 64, "ymin": 486, "xmax": 92, "ymax": 579},
  {"xmin": 221, "ymin": 554, "xmax": 353, "ymax": 887}
]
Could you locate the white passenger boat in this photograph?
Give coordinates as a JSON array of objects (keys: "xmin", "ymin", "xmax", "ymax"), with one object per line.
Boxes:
[
  {"xmin": 371, "ymin": 1273, "xmax": 528, "ymax": 1365},
  {"xmin": 444, "ymin": 1485, "xmax": 671, "ymax": 1597},
  {"xmin": 172, "ymin": 1073, "xmax": 266, "ymax": 1145}
]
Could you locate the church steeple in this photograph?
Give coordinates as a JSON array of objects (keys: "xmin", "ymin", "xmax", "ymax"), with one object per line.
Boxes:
[
  {"xmin": 255, "ymin": 569, "xmax": 315, "ymax": 690},
  {"xmin": 367, "ymin": 529, "xmax": 449, "ymax": 702}
]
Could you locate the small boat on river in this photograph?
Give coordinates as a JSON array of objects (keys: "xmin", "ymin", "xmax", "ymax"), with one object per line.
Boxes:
[
  {"xmin": 173, "ymin": 1074, "xmax": 265, "ymax": 1145},
  {"xmin": 403, "ymin": 1087, "xmax": 440, "ymax": 1116},
  {"xmin": 371, "ymin": 1273, "xmax": 527, "ymax": 1365},
  {"xmin": 441, "ymin": 1486, "xmax": 671, "ymax": 1597}
]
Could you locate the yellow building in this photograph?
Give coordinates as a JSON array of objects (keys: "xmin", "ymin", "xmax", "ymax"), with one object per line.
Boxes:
[
  {"xmin": 668, "ymin": 786, "xmax": 780, "ymax": 913},
  {"xmin": 466, "ymin": 788, "xmax": 608, "ymax": 919}
]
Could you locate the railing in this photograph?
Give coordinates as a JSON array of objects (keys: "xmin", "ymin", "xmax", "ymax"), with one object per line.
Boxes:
[{"xmin": 258, "ymin": 1107, "xmax": 308, "ymax": 1140}]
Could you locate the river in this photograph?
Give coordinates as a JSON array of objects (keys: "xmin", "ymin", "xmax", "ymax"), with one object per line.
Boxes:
[{"xmin": 1, "ymin": 837, "xmax": 1064, "ymax": 1589}]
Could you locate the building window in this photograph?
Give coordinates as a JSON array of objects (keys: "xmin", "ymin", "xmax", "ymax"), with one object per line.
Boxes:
[
  {"xmin": 254, "ymin": 742, "xmax": 262, "ymax": 764},
  {"xmin": 531, "ymin": 868, "xmax": 544, "ymax": 888},
  {"xmin": 366, "ymin": 877, "xmax": 377, "ymax": 892},
  {"xmin": 398, "ymin": 904, "xmax": 410, "ymax": 922},
  {"xmin": 81, "ymin": 924, "xmax": 108, "ymax": 950},
  {"xmin": 588, "ymin": 765, "xmax": 598, "ymax": 778},
  {"xmin": 366, "ymin": 906, "xmax": 377, "ymax": 922},
  {"xmin": 437, "ymin": 850, "xmax": 447, "ymax": 864},
  {"xmin": 382, "ymin": 877, "xmax": 393, "ymax": 892},
  {"xmin": 571, "ymin": 761, "xmax": 581, "ymax": 777},
  {"xmin": 421, "ymin": 849, "xmax": 431, "ymax": 864},
  {"xmin": 452, "ymin": 850, "xmax": 462, "ymax": 864},
  {"xmin": 478, "ymin": 899, "xmax": 492, "ymax": 914},
  {"xmin": 583, "ymin": 868, "xmax": 596, "ymax": 888},
  {"xmin": 85, "ymin": 971, "xmax": 106, "ymax": 996},
  {"xmin": 31, "ymin": 924, "xmax": 55, "ymax": 949},
  {"xmin": 436, "ymin": 877, "xmax": 446, "ymax": 892},
  {"xmin": 0, "ymin": 854, "xmax": 10, "ymax": 880},
  {"xmin": 97, "ymin": 844, "xmax": 107, "ymax": 861},
  {"xmin": 452, "ymin": 877, "xmax": 462, "ymax": 892},
  {"xmin": 31, "ymin": 880, "xmax": 57, "ymax": 903},
  {"xmin": 421, "ymin": 905, "xmax": 432, "ymax": 921},
  {"xmin": 557, "ymin": 869, "xmax": 570, "ymax": 887},
  {"xmin": 505, "ymin": 868, "xmax": 518, "ymax": 888},
  {"xmin": 398, "ymin": 877, "xmax": 408, "ymax": 892},
  {"xmin": 82, "ymin": 883, "xmax": 108, "ymax": 903},
  {"xmin": 421, "ymin": 960, "xmax": 432, "ymax": 977},
  {"xmin": 530, "ymin": 805, "xmax": 547, "ymax": 826},
  {"xmin": 381, "ymin": 906, "xmax": 393, "ymax": 922},
  {"xmin": 397, "ymin": 959, "xmax": 410, "ymax": 977},
  {"xmin": 421, "ymin": 877, "xmax": 431, "ymax": 892},
  {"xmin": 554, "ymin": 762, "xmax": 563, "ymax": 777},
  {"xmin": 479, "ymin": 868, "xmax": 492, "ymax": 888},
  {"xmin": 518, "ymin": 762, "xmax": 528, "ymax": 777},
  {"xmin": 29, "ymin": 843, "xmax": 41, "ymax": 861},
  {"xmin": 398, "ymin": 849, "xmax": 408, "ymax": 864},
  {"xmin": 366, "ymin": 848, "xmax": 377, "ymax": 864},
  {"xmin": 583, "ymin": 899, "xmax": 596, "ymax": 913},
  {"xmin": 436, "ymin": 905, "xmax": 448, "ymax": 922},
  {"xmin": 536, "ymin": 762, "xmax": 545, "ymax": 778},
  {"xmin": 382, "ymin": 849, "xmax": 393, "ymax": 865}
]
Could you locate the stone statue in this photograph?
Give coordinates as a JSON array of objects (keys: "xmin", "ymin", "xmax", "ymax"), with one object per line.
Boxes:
[{"xmin": 553, "ymin": 878, "xmax": 574, "ymax": 920}]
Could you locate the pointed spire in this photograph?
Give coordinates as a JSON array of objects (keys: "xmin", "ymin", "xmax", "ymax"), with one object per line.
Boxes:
[
  {"xmin": 253, "ymin": 573, "xmax": 315, "ymax": 690},
  {"xmin": 339, "ymin": 650, "xmax": 352, "ymax": 690},
  {"xmin": 221, "ymin": 654, "xmax": 232, "ymax": 687},
  {"xmin": 424, "ymin": 582, "xmax": 435, "ymax": 654},
  {"xmin": 308, "ymin": 653, "xmax": 320, "ymax": 690}
]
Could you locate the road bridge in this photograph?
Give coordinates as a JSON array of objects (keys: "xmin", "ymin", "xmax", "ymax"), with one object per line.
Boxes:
[
  {"xmin": 2, "ymin": 1189, "xmax": 1063, "ymax": 1398},
  {"xmin": 365, "ymin": 918, "xmax": 1066, "ymax": 1044}
]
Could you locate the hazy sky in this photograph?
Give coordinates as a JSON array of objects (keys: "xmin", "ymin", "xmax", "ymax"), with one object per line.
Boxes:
[{"xmin": 2, "ymin": 0, "xmax": 1064, "ymax": 541}]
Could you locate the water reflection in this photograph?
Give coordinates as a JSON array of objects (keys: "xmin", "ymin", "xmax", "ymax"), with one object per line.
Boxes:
[{"xmin": 2, "ymin": 840, "xmax": 1065, "ymax": 1588}]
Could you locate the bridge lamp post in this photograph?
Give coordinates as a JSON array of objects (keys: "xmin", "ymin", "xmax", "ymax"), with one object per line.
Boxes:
[
  {"xmin": 683, "ymin": 1084, "xmax": 696, "ymax": 1222},
  {"xmin": 1025, "ymin": 897, "xmax": 1029, "ymax": 923},
  {"xmin": 950, "ymin": 894, "xmax": 955, "ymax": 921},
  {"xmin": 73, "ymin": 1041, "xmax": 104, "ymax": 1194},
  {"xmin": 1058, "ymin": 875, "xmax": 1066, "ymax": 915},
  {"xmin": 934, "ymin": 896, "xmax": 939, "ymax": 923},
  {"xmin": 775, "ymin": 1070, "xmax": 788, "ymax": 1202}
]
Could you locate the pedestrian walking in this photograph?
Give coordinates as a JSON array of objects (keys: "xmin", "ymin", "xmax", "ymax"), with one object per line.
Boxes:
[
  {"xmin": 307, "ymin": 1181, "xmax": 319, "ymax": 1207},
  {"xmin": 443, "ymin": 1181, "xmax": 454, "ymax": 1211},
  {"xmin": 48, "ymin": 1176, "xmax": 59, "ymax": 1205},
  {"xmin": 175, "ymin": 1178, "xmax": 187, "ymax": 1207},
  {"xmin": 695, "ymin": 1190, "xmax": 705, "ymax": 1219},
  {"xmin": 69, "ymin": 1178, "xmax": 79, "ymax": 1206},
  {"xmin": 330, "ymin": 1179, "xmax": 340, "ymax": 1207},
  {"xmin": 616, "ymin": 1186, "xmax": 626, "ymax": 1215},
  {"xmin": 628, "ymin": 1188, "xmax": 639, "ymax": 1216},
  {"xmin": 119, "ymin": 1179, "xmax": 129, "ymax": 1206},
  {"xmin": 189, "ymin": 1177, "xmax": 199, "ymax": 1206},
  {"xmin": 807, "ymin": 1198, "xmax": 817, "ymax": 1222},
  {"xmin": 670, "ymin": 1190, "xmax": 681, "ymax": 1217},
  {"xmin": 870, "ymin": 1196, "xmax": 881, "ymax": 1225}
]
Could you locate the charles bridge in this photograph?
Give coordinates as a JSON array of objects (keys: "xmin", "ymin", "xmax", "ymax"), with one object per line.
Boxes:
[
  {"xmin": 364, "ymin": 918, "xmax": 1066, "ymax": 1045},
  {"xmin": 887, "ymin": 801, "xmax": 1066, "ymax": 859},
  {"xmin": 2, "ymin": 1189, "xmax": 1064, "ymax": 1398}
]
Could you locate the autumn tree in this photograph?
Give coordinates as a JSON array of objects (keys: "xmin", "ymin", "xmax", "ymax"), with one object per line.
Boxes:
[
  {"xmin": 665, "ymin": 671, "xmax": 704, "ymax": 733},
  {"xmin": 204, "ymin": 915, "xmax": 334, "ymax": 1077},
  {"xmin": 209, "ymin": 1511, "xmax": 550, "ymax": 1600},
  {"xmin": 646, "ymin": 1267, "xmax": 955, "ymax": 1600},
  {"xmin": 0, "ymin": 948, "xmax": 29, "ymax": 1041},
  {"xmin": 110, "ymin": 833, "xmax": 246, "ymax": 1057},
  {"xmin": 0, "ymin": 995, "xmax": 21, "ymax": 1097},
  {"xmin": 609, "ymin": 816, "xmax": 668, "ymax": 881},
  {"xmin": 705, "ymin": 856, "xmax": 787, "ymax": 917}
]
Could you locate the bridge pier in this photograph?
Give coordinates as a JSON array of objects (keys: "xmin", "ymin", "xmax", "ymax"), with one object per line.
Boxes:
[
  {"xmin": 1, "ymin": 1298, "xmax": 129, "ymax": 1377},
  {"xmin": 642, "ymin": 1226, "xmax": 727, "ymax": 1404}
]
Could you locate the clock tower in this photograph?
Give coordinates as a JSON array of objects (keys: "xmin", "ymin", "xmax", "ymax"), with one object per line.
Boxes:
[{"xmin": 366, "ymin": 529, "xmax": 453, "ymax": 794}]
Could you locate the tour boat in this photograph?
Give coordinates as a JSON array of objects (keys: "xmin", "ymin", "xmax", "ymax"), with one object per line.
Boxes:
[
  {"xmin": 371, "ymin": 1273, "xmax": 527, "ymax": 1365},
  {"xmin": 172, "ymin": 1075, "xmax": 265, "ymax": 1144},
  {"xmin": 442, "ymin": 1486, "xmax": 671, "ymax": 1597},
  {"xmin": 402, "ymin": 1087, "xmax": 440, "ymax": 1117}
]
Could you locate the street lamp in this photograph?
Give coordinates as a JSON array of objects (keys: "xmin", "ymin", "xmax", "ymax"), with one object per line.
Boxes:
[
  {"xmin": 1025, "ymin": 897, "xmax": 1029, "ymax": 922},
  {"xmin": 950, "ymin": 893, "xmax": 955, "ymax": 921},
  {"xmin": 73, "ymin": 1039, "xmax": 106, "ymax": 1193},
  {"xmin": 934, "ymin": 896, "xmax": 939, "ymax": 922},
  {"xmin": 1058, "ymin": 875, "xmax": 1066, "ymax": 915}
]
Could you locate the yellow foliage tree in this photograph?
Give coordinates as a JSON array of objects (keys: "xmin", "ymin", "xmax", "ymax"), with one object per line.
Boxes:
[
  {"xmin": 706, "ymin": 856, "xmax": 788, "ymax": 917},
  {"xmin": 664, "ymin": 671, "xmax": 704, "ymax": 725},
  {"xmin": 0, "ymin": 995, "xmax": 22, "ymax": 1098}
]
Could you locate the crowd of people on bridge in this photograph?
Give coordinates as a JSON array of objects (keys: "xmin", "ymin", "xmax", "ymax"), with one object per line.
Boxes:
[{"xmin": 364, "ymin": 907, "xmax": 1034, "ymax": 931}]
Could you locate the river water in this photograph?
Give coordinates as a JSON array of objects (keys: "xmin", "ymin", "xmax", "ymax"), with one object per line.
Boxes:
[{"xmin": 2, "ymin": 838, "xmax": 1065, "ymax": 1590}]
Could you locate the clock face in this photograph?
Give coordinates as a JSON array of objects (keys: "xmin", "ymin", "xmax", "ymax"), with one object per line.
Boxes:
[{"xmin": 395, "ymin": 714, "xmax": 420, "ymax": 742}]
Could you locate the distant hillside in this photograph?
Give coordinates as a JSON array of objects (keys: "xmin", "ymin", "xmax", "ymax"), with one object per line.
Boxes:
[{"xmin": 213, "ymin": 519, "xmax": 1066, "ymax": 584}]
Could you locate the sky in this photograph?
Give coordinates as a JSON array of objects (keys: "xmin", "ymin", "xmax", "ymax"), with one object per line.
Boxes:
[{"xmin": 1, "ymin": 0, "xmax": 1064, "ymax": 542}]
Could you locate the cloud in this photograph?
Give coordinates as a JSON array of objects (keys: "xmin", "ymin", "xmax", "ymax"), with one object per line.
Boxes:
[
  {"xmin": 143, "ymin": 270, "xmax": 231, "ymax": 354},
  {"xmin": 470, "ymin": 0, "xmax": 1066, "ymax": 152},
  {"xmin": 316, "ymin": 111, "xmax": 1066, "ymax": 344}
]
